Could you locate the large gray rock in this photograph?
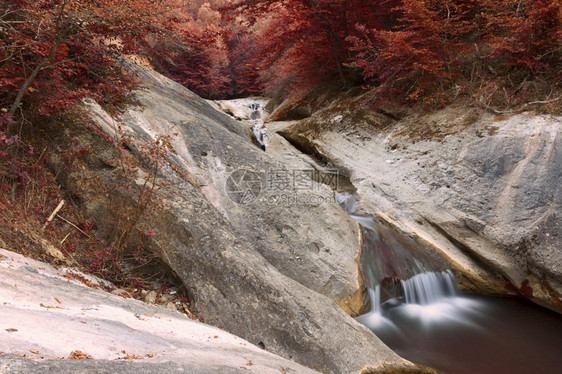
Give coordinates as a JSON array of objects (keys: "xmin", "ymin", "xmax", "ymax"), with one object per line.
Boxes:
[
  {"xmin": 284, "ymin": 105, "xmax": 562, "ymax": 312},
  {"xmin": 83, "ymin": 68, "xmax": 363, "ymax": 312},
  {"xmin": 38, "ymin": 66, "xmax": 425, "ymax": 373},
  {"xmin": 0, "ymin": 248, "xmax": 318, "ymax": 374}
]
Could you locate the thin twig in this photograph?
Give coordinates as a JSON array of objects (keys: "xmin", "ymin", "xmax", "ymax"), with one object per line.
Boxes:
[
  {"xmin": 64, "ymin": 249, "xmax": 82, "ymax": 267},
  {"xmin": 56, "ymin": 214, "xmax": 91, "ymax": 238},
  {"xmin": 42, "ymin": 199, "xmax": 65, "ymax": 230},
  {"xmin": 60, "ymin": 232, "xmax": 71, "ymax": 245},
  {"xmin": 477, "ymin": 94, "xmax": 561, "ymax": 115},
  {"xmin": 520, "ymin": 95, "xmax": 562, "ymax": 108}
]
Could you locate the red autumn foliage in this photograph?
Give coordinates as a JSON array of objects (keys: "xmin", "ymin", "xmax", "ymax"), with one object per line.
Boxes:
[
  {"xmin": 224, "ymin": 33, "xmax": 264, "ymax": 96},
  {"xmin": 347, "ymin": 0, "xmax": 480, "ymax": 104},
  {"xmin": 482, "ymin": 0, "xmax": 561, "ymax": 72},
  {"xmin": 220, "ymin": 0, "xmax": 389, "ymax": 97},
  {"xmin": 0, "ymin": 0, "xmax": 187, "ymax": 125},
  {"xmin": 2, "ymin": 0, "xmax": 560, "ymax": 114},
  {"xmin": 221, "ymin": 0, "xmax": 560, "ymax": 107},
  {"xmin": 147, "ymin": 1, "xmax": 234, "ymax": 98},
  {"xmin": 150, "ymin": 25, "xmax": 232, "ymax": 99}
]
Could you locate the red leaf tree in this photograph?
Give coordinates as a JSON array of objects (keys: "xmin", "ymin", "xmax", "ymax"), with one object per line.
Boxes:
[
  {"xmin": 347, "ymin": 0, "xmax": 479, "ymax": 104},
  {"xmin": 149, "ymin": 4, "xmax": 233, "ymax": 99},
  {"xmin": 0, "ymin": 0, "xmax": 186, "ymax": 129},
  {"xmin": 482, "ymin": 0, "xmax": 561, "ymax": 73},
  {"xmin": 221, "ymin": 0, "xmax": 388, "ymax": 97}
]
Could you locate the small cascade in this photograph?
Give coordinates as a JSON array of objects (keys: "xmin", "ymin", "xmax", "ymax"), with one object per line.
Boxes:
[
  {"xmin": 334, "ymin": 191, "xmax": 359, "ymax": 214},
  {"xmin": 400, "ymin": 270, "xmax": 457, "ymax": 305},
  {"xmin": 354, "ymin": 216, "xmax": 450, "ymax": 298},
  {"xmin": 330, "ymin": 160, "xmax": 562, "ymax": 374},
  {"xmin": 333, "ymin": 188, "xmax": 457, "ymax": 308},
  {"xmin": 356, "ymin": 284, "xmax": 399, "ymax": 330},
  {"xmin": 248, "ymin": 103, "xmax": 261, "ymax": 119},
  {"xmin": 368, "ymin": 285, "xmax": 381, "ymax": 314}
]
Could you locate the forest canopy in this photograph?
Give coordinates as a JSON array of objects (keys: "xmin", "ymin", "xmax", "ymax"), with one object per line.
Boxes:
[{"xmin": 1, "ymin": 0, "xmax": 561, "ymax": 125}]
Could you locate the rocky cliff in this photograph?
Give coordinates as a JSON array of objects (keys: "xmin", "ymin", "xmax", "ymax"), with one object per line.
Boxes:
[
  {"xmin": 282, "ymin": 103, "xmax": 562, "ymax": 313},
  {"xmin": 21, "ymin": 65, "xmax": 430, "ymax": 373}
]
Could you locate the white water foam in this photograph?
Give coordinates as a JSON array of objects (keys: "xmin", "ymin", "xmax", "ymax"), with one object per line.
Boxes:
[
  {"xmin": 356, "ymin": 285, "xmax": 400, "ymax": 331},
  {"xmin": 334, "ymin": 191, "xmax": 359, "ymax": 214},
  {"xmin": 401, "ymin": 270, "xmax": 457, "ymax": 305}
]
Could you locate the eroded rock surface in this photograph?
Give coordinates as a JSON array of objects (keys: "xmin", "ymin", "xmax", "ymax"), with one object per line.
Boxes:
[
  {"xmin": 0, "ymin": 249, "xmax": 317, "ymax": 374},
  {"xmin": 284, "ymin": 105, "xmax": 562, "ymax": 312},
  {"xmin": 34, "ymin": 66, "xmax": 423, "ymax": 373}
]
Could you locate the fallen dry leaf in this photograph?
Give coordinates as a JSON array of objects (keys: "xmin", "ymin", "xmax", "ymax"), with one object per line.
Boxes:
[
  {"xmin": 29, "ymin": 350, "xmax": 39, "ymax": 354},
  {"xmin": 54, "ymin": 297, "xmax": 62, "ymax": 304},
  {"xmin": 116, "ymin": 290, "xmax": 132, "ymax": 298},
  {"xmin": 69, "ymin": 350, "xmax": 92, "ymax": 360},
  {"xmin": 5, "ymin": 328, "xmax": 18, "ymax": 333},
  {"xmin": 117, "ymin": 351, "xmax": 143, "ymax": 360},
  {"xmin": 62, "ymin": 271, "xmax": 103, "ymax": 291},
  {"xmin": 40, "ymin": 303, "xmax": 63, "ymax": 309}
]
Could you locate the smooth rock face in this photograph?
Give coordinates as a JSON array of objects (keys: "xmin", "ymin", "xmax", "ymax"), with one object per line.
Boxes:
[
  {"xmin": 0, "ymin": 249, "xmax": 318, "ymax": 374},
  {"xmin": 285, "ymin": 106, "xmax": 562, "ymax": 312},
  {"xmin": 208, "ymin": 97, "xmax": 272, "ymax": 121},
  {"xmin": 82, "ymin": 67, "xmax": 362, "ymax": 309},
  {"xmin": 39, "ymin": 66, "xmax": 419, "ymax": 373}
]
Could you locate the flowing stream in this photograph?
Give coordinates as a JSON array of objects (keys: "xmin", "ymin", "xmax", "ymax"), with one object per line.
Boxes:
[
  {"xmin": 237, "ymin": 100, "xmax": 562, "ymax": 373},
  {"xmin": 335, "ymin": 192, "xmax": 562, "ymax": 374}
]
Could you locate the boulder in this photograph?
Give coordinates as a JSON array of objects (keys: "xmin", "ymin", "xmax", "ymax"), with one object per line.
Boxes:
[
  {"xmin": 39, "ymin": 66, "xmax": 424, "ymax": 373},
  {"xmin": 0, "ymin": 248, "xmax": 317, "ymax": 374},
  {"xmin": 283, "ymin": 105, "xmax": 562, "ymax": 312}
]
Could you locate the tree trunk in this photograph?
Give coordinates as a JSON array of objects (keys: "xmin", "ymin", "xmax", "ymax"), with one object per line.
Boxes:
[
  {"xmin": 306, "ymin": 0, "xmax": 347, "ymax": 84},
  {"xmin": 7, "ymin": 39, "xmax": 61, "ymax": 118},
  {"xmin": 326, "ymin": 30, "xmax": 347, "ymax": 85},
  {"xmin": 7, "ymin": 0, "xmax": 67, "ymax": 134}
]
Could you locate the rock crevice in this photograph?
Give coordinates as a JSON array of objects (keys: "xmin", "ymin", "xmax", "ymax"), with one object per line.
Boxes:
[
  {"xmin": 36, "ymin": 66, "xmax": 423, "ymax": 373},
  {"xmin": 282, "ymin": 106, "xmax": 562, "ymax": 312}
]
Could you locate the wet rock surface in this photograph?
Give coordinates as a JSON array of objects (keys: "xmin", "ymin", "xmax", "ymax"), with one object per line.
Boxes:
[
  {"xmin": 33, "ymin": 66, "xmax": 421, "ymax": 373},
  {"xmin": 284, "ymin": 105, "xmax": 562, "ymax": 312}
]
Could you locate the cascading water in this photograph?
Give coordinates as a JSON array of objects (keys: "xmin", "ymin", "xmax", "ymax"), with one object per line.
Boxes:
[
  {"xmin": 334, "ymin": 191, "xmax": 360, "ymax": 215},
  {"xmin": 248, "ymin": 103, "xmax": 261, "ymax": 119},
  {"xmin": 213, "ymin": 98, "xmax": 562, "ymax": 373},
  {"xmin": 335, "ymin": 191, "xmax": 562, "ymax": 373},
  {"xmin": 401, "ymin": 270, "xmax": 457, "ymax": 305},
  {"xmin": 335, "ymin": 192, "xmax": 454, "ymax": 306}
]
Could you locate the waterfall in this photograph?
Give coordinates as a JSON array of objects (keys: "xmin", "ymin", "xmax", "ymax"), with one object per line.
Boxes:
[
  {"xmin": 368, "ymin": 285, "xmax": 381, "ymax": 314},
  {"xmin": 356, "ymin": 284, "xmax": 398, "ymax": 329},
  {"xmin": 334, "ymin": 192, "xmax": 457, "ymax": 307},
  {"xmin": 334, "ymin": 191, "xmax": 359, "ymax": 214},
  {"xmin": 335, "ymin": 192, "xmax": 562, "ymax": 374},
  {"xmin": 248, "ymin": 103, "xmax": 261, "ymax": 119},
  {"xmin": 400, "ymin": 270, "xmax": 457, "ymax": 305}
]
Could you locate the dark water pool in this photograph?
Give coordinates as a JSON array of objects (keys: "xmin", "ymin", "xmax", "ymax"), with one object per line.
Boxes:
[{"xmin": 367, "ymin": 294, "xmax": 562, "ymax": 374}]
